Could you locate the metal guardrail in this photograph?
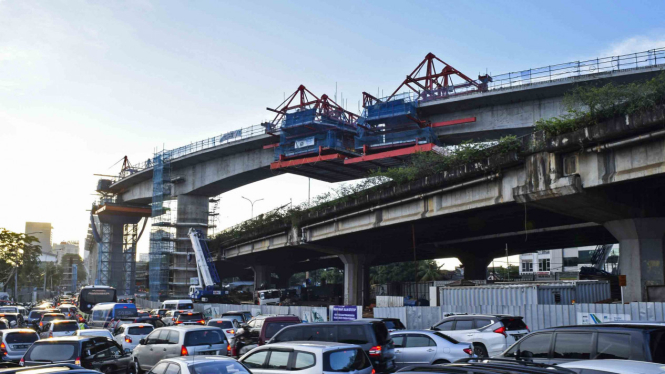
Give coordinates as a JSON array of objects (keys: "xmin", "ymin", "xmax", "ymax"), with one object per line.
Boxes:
[{"xmin": 120, "ymin": 124, "xmax": 268, "ymax": 178}]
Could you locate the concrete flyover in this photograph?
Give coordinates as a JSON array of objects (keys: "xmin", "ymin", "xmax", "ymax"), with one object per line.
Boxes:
[
  {"xmin": 111, "ymin": 66, "xmax": 665, "ymax": 204},
  {"xmin": 218, "ymin": 105, "xmax": 665, "ymax": 305}
]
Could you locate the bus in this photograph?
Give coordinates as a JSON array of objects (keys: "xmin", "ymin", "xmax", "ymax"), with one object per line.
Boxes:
[
  {"xmin": 78, "ymin": 285, "xmax": 117, "ymax": 314},
  {"xmin": 89, "ymin": 302, "xmax": 138, "ymax": 329}
]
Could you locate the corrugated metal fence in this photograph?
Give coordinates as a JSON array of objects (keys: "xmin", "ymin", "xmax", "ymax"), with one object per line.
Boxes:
[
  {"xmin": 376, "ymin": 296, "xmax": 404, "ymax": 307},
  {"xmin": 374, "ymin": 302, "xmax": 665, "ymax": 331},
  {"xmin": 135, "ymin": 299, "xmax": 329, "ymax": 320}
]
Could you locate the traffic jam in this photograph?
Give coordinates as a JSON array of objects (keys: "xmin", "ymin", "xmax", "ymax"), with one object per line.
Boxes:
[{"xmin": 1, "ymin": 288, "xmax": 664, "ymax": 374}]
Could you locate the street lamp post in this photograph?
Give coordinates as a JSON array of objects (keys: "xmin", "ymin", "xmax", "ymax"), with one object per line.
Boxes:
[{"xmin": 241, "ymin": 196, "xmax": 264, "ymax": 219}]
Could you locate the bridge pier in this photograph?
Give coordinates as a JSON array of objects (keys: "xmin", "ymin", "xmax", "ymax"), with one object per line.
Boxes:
[
  {"xmin": 253, "ymin": 265, "xmax": 274, "ymax": 290},
  {"xmin": 340, "ymin": 254, "xmax": 373, "ymax": 306},
  {"xmin": 458, "ymin": 254, "xmax": 492, "ymax": 281},
  {"xmin": 175, "ymin": 195, "xmax": 209, "ymax": 298},
  {"xmin": 605, "ymin": 218, "xmax": 665, "ymax": 302}
]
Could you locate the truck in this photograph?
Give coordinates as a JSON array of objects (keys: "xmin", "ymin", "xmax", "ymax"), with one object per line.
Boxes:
[{"xmin": 187, "ymin": 229, "xmax": 228, "ymax": 303}]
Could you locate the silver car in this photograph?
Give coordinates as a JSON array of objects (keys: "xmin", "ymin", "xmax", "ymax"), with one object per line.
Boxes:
[
  {"xmin": 559, "ymin": 359, "xmax": 665, "ymax": 374},
  {"xmin": 391, "ymin": 330, "xmax": 474, "ymax": 367},
  {"xmin": 149, "ymin": 356, "xmax": 252, "ymax": 374},
  {"xmin": 0, "ymin": 328, "xmax": 40, "ymax": 362},
  {"xmin": 40, "ymin": 320, "xmax": 79, "ymax": 339},
  {"xmin": 239, "ymin": 341, "xmax": 374, "ymax": 374},
  {"xmin": 132, "ymin": 326, "xmax": 229, "ymax": 374},
  {"xmin": 207, "ymin": 318, "xmax": 239, "ymax": 346}
]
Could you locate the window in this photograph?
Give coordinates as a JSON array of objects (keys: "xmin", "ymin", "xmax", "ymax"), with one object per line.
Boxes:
[
  {"xmin": 6, "ymin": 332, "xmax": 38, "ymax": 344},
  {"xmin": 167, "ymin": 331, "xmax": 180, "ymax": 344},
  {"xmin": 26, "ymin": 343, "xmax": 78, "ymax": 361},
  {"xmin": 53, "ymin": 322, "xmax": 78, "ymax": 332},
  {"xmin": 474, "ymin": 319, "xmax": 493, "ymax": 329},
  {"xmin": 433, "ymin": 332, "xmax": 459, "ymax": 344},
  {"xmin": 242, "ymin": 350, "xmax": 268, "ymax": 368},
  {"xmin": 338, "ymin": 325, "xmax": 369, "ymax": 345},
  {"xmin": 434, "ymin": 320, "xmax": 454, "ymax": 331},
  {"xmin": 150, "ymin": 362, "xmax": 170, "ymax": 374},
  {"xmin": 324, "ymin": 349, "xmax": 371, "ymax": 372},
  {"xmin": 128, "ymin": 326, "xmax": 153, "ymax": 335},
  {"xmin": 563, "ymin": 257, "xmax": 579, "ymax": 267},
  {"xmin": 114, "ymin": 326, "xmax": 125, "ymax": 336},
  {"xmin": 518, "ymin": 333, "xmax": 552, "ymax": 358},
  {"xmin": 265, "ymin": 322, "xmax": 298, "ymax": 340},
  {"xmin": 522, "ymin": 261, "xmax": 533, "ymax": 272},
  {"xmin": 165, "ymin": 364, "xmax": 181, "ymax": 374},
  {"xmin": 145, "ymin": 330, "xmax": 163, "ymax": 344},
  {"xmin": 302, "ymin": 326, "xmax": 336, "ymax": 342},
  {"xmin": 553, "ymin": 333, "xmax": 592, "ymax": 359},
  {"xmin": 293, "ymin": 352, "xmax": 315, "ymax": 369},
  {"xmin": 383, "ymin": 320, "xmax": 405, "ymax": 330},
  {"xmin": 267, "ymin": 351, "xmax": 290, "ymax": 369},
  {"xmin": 595, "ymin": 333, "xmax": 631, "ymax": 360},
  {"xmin": 578, "ymin": 250, "xmax": 594, "ymax": 264},
  {"xmin": 538, "ymin": 259, "xmax": 550, "ymax": 272},
  {"xmin": 454, "ymin": 320, "xmax": 474, "ymax": 330},
  {"xmin": 272, "ymin": 327, "xmax": 302, "ymax": 342},
  {"xmin": 177, "ymin": 313, "xmax": 204, "ymax": 322},
  {"xmin": 392, "ymin": 335, "xmax": 405, "ymax": 348},
  {"xmin": 184, "ymin": 330, "xmax": 224, "ymax": 346},
  {"xmin": 191, "ymin": 362, "xmax": 250, "ymax": 374},
  {"xmin": 405, "ymin": 334, "xmax": 435, "ymax": 347}
]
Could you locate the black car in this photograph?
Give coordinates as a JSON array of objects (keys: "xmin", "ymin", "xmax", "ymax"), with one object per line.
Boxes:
[
  {"xmin": 269, "ymin": 320, "xmax": 396, "ymax": 373},
  {"xmin": 0, "ymin": 314, "xmax": 24, "ymax": 329},
  {"xmin": 21, "ymin": 336, "xmax": 132, "ymax": 373},
  {"xmin": 26, "ymin": 310, "xmax": 58, "ymax": 330},
  {"xmin": 495, "ymin": 323, "xmax": 665, "ymax": 364},
  {"xmin": 132, "ymin": 316, "xmax": 165, "ymax": 328}
]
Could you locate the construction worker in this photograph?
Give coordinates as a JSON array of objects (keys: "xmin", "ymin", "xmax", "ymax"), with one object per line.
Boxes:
[{"xmin": 78, "ymin": 321, "xmax": 88, "ymax": 330}]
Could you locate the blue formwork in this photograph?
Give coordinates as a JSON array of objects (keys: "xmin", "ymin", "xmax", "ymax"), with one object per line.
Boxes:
[
  {"xmin": 364, "ymin": 98, "xmax": 419, "ymax": 127},
  {"xmin": 275, "ymin": 130, "xmax": 351, "ymax": 160},
  {"xmin": 283, "ymin": 109, "xmax": 317, "ymax": 128},
  {"xmin": 354, "ymin": 127, "xmax": 438, "ymax": 151}
]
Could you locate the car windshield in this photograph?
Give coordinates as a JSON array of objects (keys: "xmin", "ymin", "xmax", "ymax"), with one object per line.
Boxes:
[
  {"xmin": 115, "ymin": 307, "xmax": 138, "ymax": 319},
  {"xmin": 80, "ymin": 330, "xmax": 111, "ymax": 338},
  {"xmin": 42, "ymin": 315, "xmax": 65, "ymax": 322},
  {"xmin": 53, "ymin": 322, "xmax": 78, "ymax": 332},
  {"xmin": 26, "ymin": 342, "xmax": 78, "ymax": 361},
  {"xmin": 649, "ymin": 330, "xmax": 665, "ymax": 364},
  {"xmin": 324, "ymin": 349, "xmax": 371, "ymax": 372},
  {"xmin": 6, "ymin": 332, "xmax": 39, "ymax": 344},
  {"xmin": 190, "ymin": 361, "xmax": 250, "ymax": 374},
  {"xmin": 383, "ymin": 320, "xmax": 405, "ymax": 330},
  {"xmin": 209, "ymin": 321, "xmax": 234, "ymax": 329},
  {"xmin": 178, "ymin": 313, "xmax": 204, "ymax": 322},
  {"xmin": 0, "ymin": 307, "xmax": 17, "ymax": 313},
  {"xmin": 184, "ymin": 330, "xmax": 226, "ymax": 346},
  {"xmin": 501, "ymin": 318, "xmax": 527, "ymax": 330},
  {"xmin": 128, "ymin": 326, "xmax": 153, "ymax": 335},
  {"xmin": 222, "ymin": 314, "xmax": 243, "ymax": 323},
  {"xmin": 29, "ymin": 311, "xmax": 47, "ymax": 319},
  {"xmin": 0, "ymin": 314, "xmax": 17, "ymax": 323}
]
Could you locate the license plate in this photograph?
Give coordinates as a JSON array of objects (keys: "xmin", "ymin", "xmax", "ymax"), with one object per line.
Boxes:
[
  {"xmin": 12, "ymin": 345, "xmax": 29, "ymax": 349},
  {"xmin": 198, "ymin": 351, "xmax": 214, "ymax": 355}
]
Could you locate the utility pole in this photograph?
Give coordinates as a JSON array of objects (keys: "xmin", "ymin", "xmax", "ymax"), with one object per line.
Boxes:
[
  {"xmin": 308, "ymin": 178, "xmax": 311, "ymax": 205},
  {"xmin": 505, "ymin": 243, "xmax": 509, "ymax": 280}
]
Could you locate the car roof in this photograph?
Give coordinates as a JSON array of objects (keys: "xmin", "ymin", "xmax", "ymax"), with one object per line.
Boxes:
[
  {"xmin": 119, "ymin": 323, "xmax": 153, "ymax": 328},
  {"xmin": 265, "ymin": 341, "xmax": 362, "ymax": 351},
  {"xmin": 558, "ymin": 359, "xmax": 665, "ymax": 373},
  {"xmin": 165, "ymin": 325, "xmax": 218, "ymax": 331},
  {"xmin": 43, "ymin": 313, "xmax": 66, "ymax": 316},
  {"xmin": 391, "ymin": 330, "xmax": 437, "ymax": 335},
  {"xmin": 281, "ymin": 320, "xmax": 371, "ymax": 326},
  {"xmin": 51, "ymin": 320, "xmax": 78, "ymax": 324},
  {"xmin": 166, "ymin": 356, "xmax": 238, "ymax": 364},
  {"xmin": 209, "ymin": 318, "xmax": 236, "ymax": 322},
  {"xmin": 162, "ymin": 300, "xmax": 193, "ymax": 303},
  {"xmin": 539, "ymin": 324, "xmax": 665, "ymax": 331},
  {"xmin": 0, "ymin": 328, "xmax": 37, "ymax": 334},
  {"xmin": 33, "ymin": 336, "xmax": 104, "ymax": 342},
  {"xmin": 221, "ymin": 311, "xmax": 247, "ymax": 315},
  {"xmin": 258, "ymin": 315, "xmax": 300, "ymax": 322}
]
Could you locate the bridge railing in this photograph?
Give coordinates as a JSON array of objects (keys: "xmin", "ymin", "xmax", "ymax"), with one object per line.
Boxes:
[{"xmin": 120, "ymin": 123, "xmax": 268, "ymax": 178}]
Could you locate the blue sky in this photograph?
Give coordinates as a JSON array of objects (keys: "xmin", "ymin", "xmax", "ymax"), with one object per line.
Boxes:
[{"xmin": 1, "ymin": 0, "xmax": 664, "ymax": 264}]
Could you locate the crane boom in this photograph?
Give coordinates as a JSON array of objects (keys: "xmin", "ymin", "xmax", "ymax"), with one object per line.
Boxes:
[{"xmin": 188, "ymin": 228, "xmax": 221, "ymax": 288}]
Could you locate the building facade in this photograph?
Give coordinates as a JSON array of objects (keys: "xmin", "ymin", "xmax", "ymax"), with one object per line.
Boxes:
[
  {"xmin": 25, "ymin": 222, "xmax": 53, "ymax": 253},
  {"xmin": 519, "ymin": 245, "xmax": 619, "ymax": 277}
]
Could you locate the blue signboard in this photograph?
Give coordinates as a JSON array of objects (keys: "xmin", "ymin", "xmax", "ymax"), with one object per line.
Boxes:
[{"xmin": 330, "ymin": 305, "xmax": 360, "ymax": 321}]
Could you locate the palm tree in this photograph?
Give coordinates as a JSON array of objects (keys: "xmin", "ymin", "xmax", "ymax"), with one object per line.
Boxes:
[{"xmin": 419, "ymin": 261, "xmax": 444, "ymax": 281}]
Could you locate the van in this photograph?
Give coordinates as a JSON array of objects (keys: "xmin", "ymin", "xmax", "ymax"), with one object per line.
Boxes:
[
  {"xmin": 269, "ymin": 320, "xmax": 396, "ymax": 372},
  {"xmin": 89, "ymin": 303, "xmax": 138, "ymax": 330},
  {"xmin": 160, "ymin": 299, "xmax": 194, "ymax": 311}
]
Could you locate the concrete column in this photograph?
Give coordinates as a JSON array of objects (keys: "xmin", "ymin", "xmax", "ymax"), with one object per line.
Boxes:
[
  {"xmin": 252, "ymin": 265, "xmax": 274, "ymax": 290},
  {"xmin": 176, "ymin": 195, "xmax": 209, "ymax": 298},
  {"xmin": 274, "ymin": 269, "xmax": 293, "ymax": 289},
  {"xmin": 604, "ymin": 218, "xmax": 665, "ymax": 302},
  {"xmin": 339, "ymin": 254, "xmax": 373, "ymax": 306},
  {"xmin": 458, "ymin": 255, "xmax": 491, "ymax": 280}
]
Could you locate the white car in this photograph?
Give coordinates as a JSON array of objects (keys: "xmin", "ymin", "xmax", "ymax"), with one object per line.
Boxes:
[
  {"xmin": 207, "ymin": 318, "xmax": 239, "ymax": 346},
  {"xmin": 430, "ymin": 314, "xmax": 529, "ymax": 357},
  {"xmin": 40, "ymin": 320, "xmax": 79, "ymax": 339},
  {"xmin": 559, "ymin": 359, "xmax": 665, "ymax": 374},
  {"xmin": 162, "ymin": 310, "xmax": 186, "ymax": 326},
  {"xmin": 113, "ymin": 323, "xmax": 154, "ymax": 352},
  {"xmin": 239, "ymin": 342, "xmax": 374, "ymax": 374},
  {"xmin": 75, "ymin": 328, "xmax": 114, "ymax": 340}
]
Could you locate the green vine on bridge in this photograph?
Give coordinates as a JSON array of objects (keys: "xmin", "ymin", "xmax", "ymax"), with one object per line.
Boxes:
[{"xmin": 535, "ymin": 72, "xmax": 665, "ymax": 136}]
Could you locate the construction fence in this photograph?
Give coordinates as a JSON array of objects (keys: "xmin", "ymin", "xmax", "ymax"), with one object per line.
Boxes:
[{"xmin": 374, "ymin": 302, "xmax": 665, "ymax": 331}]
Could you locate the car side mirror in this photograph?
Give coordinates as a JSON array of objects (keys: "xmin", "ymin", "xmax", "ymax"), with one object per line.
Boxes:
[
  {"xmin": 519, "ymin": 351, "xmax": 533, "ymax": 362},
  {"xmin": 139, "ymin": 338, "xmax": 146, "ymax": 345}
]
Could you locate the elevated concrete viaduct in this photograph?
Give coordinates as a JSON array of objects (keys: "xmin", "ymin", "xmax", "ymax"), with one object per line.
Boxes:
[
  {"xmin": 105, "ymin": 63, "xmax": 665, "ymax": 302},
  {"xmin": 218, "ymin": 105, "xmax": 665, "ymax": 304}
]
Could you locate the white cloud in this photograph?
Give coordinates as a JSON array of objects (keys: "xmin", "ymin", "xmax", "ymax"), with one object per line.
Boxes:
[{"xmin": 602, "ymin": 35, "xmax": 665, "ymax": 56}]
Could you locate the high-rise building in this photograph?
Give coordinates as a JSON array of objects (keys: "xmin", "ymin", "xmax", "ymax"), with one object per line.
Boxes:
[{"xmin": 25, "ymin": 222, "xmax": 53, "ymax": 254}]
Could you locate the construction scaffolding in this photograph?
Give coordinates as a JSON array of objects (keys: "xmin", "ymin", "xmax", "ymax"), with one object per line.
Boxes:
[{"xmin": 149, "ymin": 150, "xmax": 175, "ymax": 301}]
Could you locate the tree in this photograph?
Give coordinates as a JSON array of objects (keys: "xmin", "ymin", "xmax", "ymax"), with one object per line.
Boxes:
[
  {"xmin": 0, "ymin": 228, "xmax": 42, "ymax": 293},
  {"xmin": 370, "ymin": 260, "xmax": 442, "ymax": 284}
]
